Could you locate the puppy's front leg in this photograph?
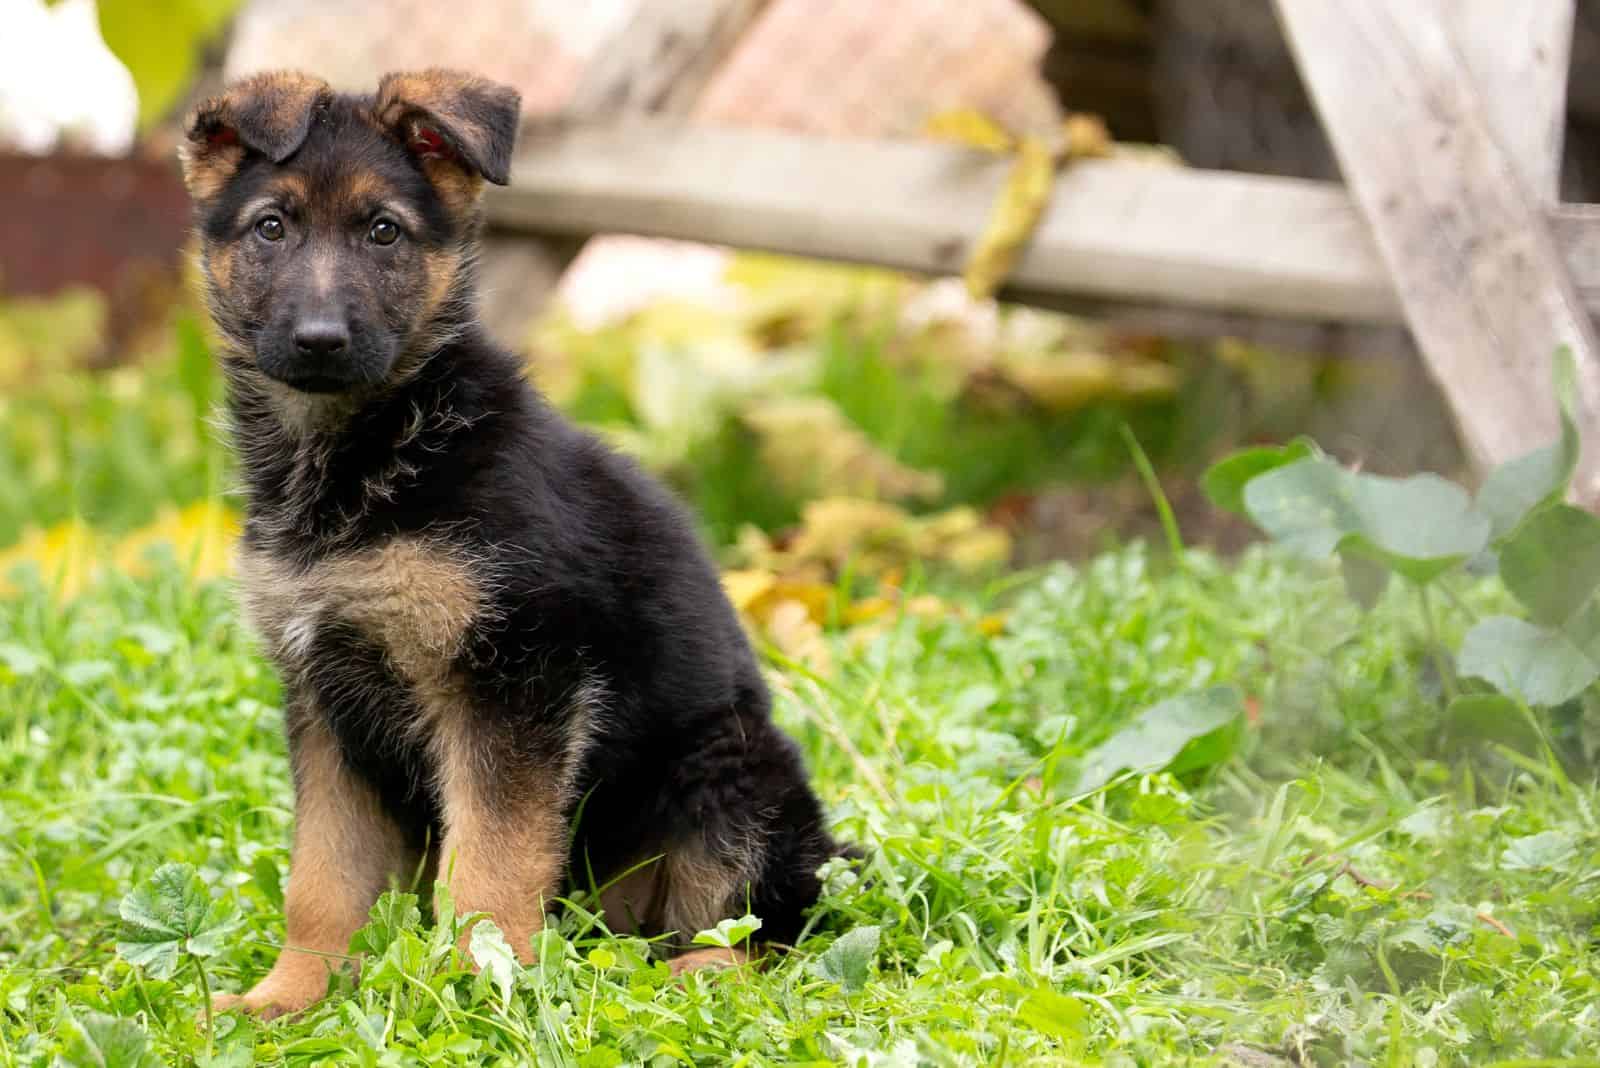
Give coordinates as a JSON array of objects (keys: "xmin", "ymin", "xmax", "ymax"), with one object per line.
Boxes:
[
  {"xmin": 215, "ymin": 709, "xmax": 410, "ymax": 1019},
  {"xmin": 434, "ymin": 719, "xmax": 567, "ymax": 963}
]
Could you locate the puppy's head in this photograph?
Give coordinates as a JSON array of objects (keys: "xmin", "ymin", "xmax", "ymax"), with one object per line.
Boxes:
[{"xmin": 181, "ymin": 69, "xmax": 519, "ymax": 404}]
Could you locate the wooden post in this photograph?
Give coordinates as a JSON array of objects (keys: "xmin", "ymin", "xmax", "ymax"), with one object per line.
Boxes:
[
  {"xmin": 479, "ymin": 0, "xmax": 770, "ymax": 347},
  {"xmin": 1276, "ymin": 0, "xmax": 1600, "ymax": 504}
]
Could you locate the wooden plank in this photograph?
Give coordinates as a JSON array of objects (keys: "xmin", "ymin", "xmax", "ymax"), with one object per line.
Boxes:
[
  {"xmin": 1273, "ymin": 0, "xmax": 1600, "ymax": 498},
  {"xmin": 1445, "ymin": 1, "xmax": 1573, "ymax": 203},
  {"xmin": 486, "ymin": 116, "xmax": 1600, "ymax": 325}
]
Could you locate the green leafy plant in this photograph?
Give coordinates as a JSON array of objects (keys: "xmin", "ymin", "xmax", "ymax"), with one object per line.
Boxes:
[
  {"xmin": 116, "ymin": 863, "xmax": 238, "ymax": 1049},
  {"xmin": 690, "ymin": 913, "xmax": 763, "ymax": 952},
  {"xmin": 1206, "ymin": 347, "xmax": 1595, "ymax": 735},
  {"xmin": 1074, "ymin": 686, "xmax": 1244, "ymax": 792},
  {"xmin": 96, "ymin": 0, "xmax": 240, "ymax": 130}
]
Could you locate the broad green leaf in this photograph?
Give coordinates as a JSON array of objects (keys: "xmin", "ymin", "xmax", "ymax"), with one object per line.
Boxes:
[
  {"xmin": 692, "ymin": 913, "xmax": 763, "ymax": 950},
  {"xmin": 1478, "ymin": 346, "xmax": 1581, "ymax": 540},
  {"xmin": 1244, "ymin": 458, "xmax": 1489, "ymax": 583},
  {"xmin": 196, "ymin": 1036, "xmax": 256, "ymax": 1068},
  {"xmin": 1443, "ymin": 694, "xmax": 1542, "ymax": 756},
  {"xmin": 250, "ymin": 854, "xmax": 283, "ymax": 911},
  {"xmin": 341, "ymin": 1003, "xmax": 388, "ymax": 1051},
  {"xmin": 116, "ymin": 863, "xmax": 233, "ymax": 979},
  {"xmin": 468, "ymin": 921, "xmax": 518, "ymax": 1010},
  {"xmin": 352, "ymin": 891, "xmax": 422, "ymax": 957},
  {"xmin": 1501, "ymin": 830, "xmax": 1578, "ymax": 873},
  {"xmin": 1201, "ymin": 439, "xmax": 1317, "ymax": 517},
  {"xmin": 1017, "ymin": 988, "xmax": 1088, "ymax": 1040},
  {"xmin": 813, "ymin": 925, "xmax": 880, "ymax": 993},
  {"xmin": 1458, "ymin": 615, "xmax": 1600, "ymax": 707},
  {"xmin": 1498, "ymin": 504, "xmax": 1600, "ymax": 626},
  {"xmin": 1075, "ymin": 686, "xmax": 1244, "ymax": 792},
  {"xmin": 61, "ymin": 1011, "xmax": 153, "ymax": 1068},
  {"xmin": 98, "ymin": 0, "xmax": 239, "ymax": 130}
]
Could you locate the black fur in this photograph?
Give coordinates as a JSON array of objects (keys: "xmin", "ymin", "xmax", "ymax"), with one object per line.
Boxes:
[{"xmin": 196, "ymin": 74, "xmax": 846, "ymax": 953}]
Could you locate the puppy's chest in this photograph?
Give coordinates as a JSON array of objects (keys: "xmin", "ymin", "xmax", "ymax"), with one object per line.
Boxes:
[{"xmin": 238, "ymin": 536, "xmax": 486, "ymax": 689}]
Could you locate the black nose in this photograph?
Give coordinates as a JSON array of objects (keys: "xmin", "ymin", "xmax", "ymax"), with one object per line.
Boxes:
[{"xmin": 293, "ymin": 320, "xmax": 350, "ymax": 358}]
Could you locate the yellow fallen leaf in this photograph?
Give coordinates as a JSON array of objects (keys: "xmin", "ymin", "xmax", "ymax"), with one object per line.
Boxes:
[
  {"xmin": 965, "ymin": 137, "xmax": 1056, "ymax": 300},
  {"xmin": 721, "ymin": 568, "xmax": 778, "ymax": 613},
  {"xmin": 923, "ymin": 108, "xmax": 1016, "ymax": 154},
  {"xmin": 1061, "ymin": 112, "xmax": 1112, "ymax": 159},
  {"xmin": 741, "ymin": 398, "xmax": 943, "ymax": 504},
  {"xmin": 115, "ymin": 500, "xmax": 240, "ymax": 581},
  {"xmin": 0, "ymin": 520, "xmax": 102, "ymax": 600},
  {"xmin": 787, "ymin": 497, "xmax": 917, "ymax": 570},
  {"xmin": 842, "ymin": 595, "xmax": 895, "ymax": 627},
  {"xmin": 764, "ymin": 598, "xmax": 832, "ymax": 674},
  {"xmin": 943, "ymin": 527, "xmax": 1014, "ymax": 571},
  {"xmin": 998, "ymin": 351, "xmax": 1179, "ymax": 412}
]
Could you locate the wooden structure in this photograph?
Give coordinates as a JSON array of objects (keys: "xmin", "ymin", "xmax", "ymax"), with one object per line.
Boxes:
[{"xmin": 483, "ymin": 1, "xmax": 1600, "ymax": 504}]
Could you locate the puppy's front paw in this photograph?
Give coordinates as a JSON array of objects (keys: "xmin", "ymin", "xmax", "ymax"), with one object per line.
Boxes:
[
  {"xmin": 667, "ymin": 946, "xmax": 750, "ymax": 978},
  {"xmin": 207, "ymin": 973, "xmax": 327, "ymax": 1022}
]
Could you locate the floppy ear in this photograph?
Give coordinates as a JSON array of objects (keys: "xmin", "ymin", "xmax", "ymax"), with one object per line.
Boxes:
[
  {"xmin": 180, "ymin": 71, "xmax": 330, "ymax": 198},
  {"xmin": 374, "ymin": 69, "xmax": 521, "ymax": 187}
]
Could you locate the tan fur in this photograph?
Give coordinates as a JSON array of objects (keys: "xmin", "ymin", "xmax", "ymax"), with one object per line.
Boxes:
[
  {"xmin": 660, "ymin": 845, "xmax": 746, "ymax": 941},
  {"xmin": 597, "ymin": 861, "xmax": 666, "ymax": 934},
  {"xmin": 205, "ymin": 241, "xmax": 236, "ymax": 294},
  {"xmin": 420, "ymin": 248, "xmax": 462, "ymax": 321},
  {"xmin": 668, "ymin": 946, "xmax": 751, "ymax": 977},
  {"xmin": 371, "ymin": 70, "xmax": 495, "ymax": 216},
  {"xmin": 419, "ymin": 161, "xmax": 484, "ymax": 218},
  {"xmin": 270, "ymin": 172, "xmax": 311, "ymax": 204},
  {"xmin": 339, "ymin": 170, "xmax": 392, "ymax": 209},
  {"xmin": 237, "ymin": 537, "xmax": 484, "ymax": 692},
  {"xmin": 594, "ymin": 839, "xmax": 752, "ymax": 946},
  {"xmin": 212, "ymin": 714, "xmax": 410, "ymax": 1019},
  {"xmin": 182, "ymin": 71, "xmax": 329, "ymax": 199},
  {"xmin": 434, "ymin": 715, "xmax": 564, "ymax": 964},
  {"xmin": 180, "ymin": 141, "xmax": 244, "ymax": 202}
]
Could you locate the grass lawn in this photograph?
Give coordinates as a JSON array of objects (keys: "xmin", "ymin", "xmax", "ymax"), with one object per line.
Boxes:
[
  {"xmin": 3, "ymin": 543, "xmax": 1598, "ymax": 1066},
  {"xmin": 1, "ymin": 309, "xmax": 1598, "ymax": 1065}
]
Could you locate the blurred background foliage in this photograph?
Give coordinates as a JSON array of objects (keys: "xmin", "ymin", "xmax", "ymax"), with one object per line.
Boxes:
[
  {"xmin": 95, "ymin": 0, "xmax": 238, "ymax": 129},
  {"xmin": 0, "ymin": 245, "xmax": 1430, "ymax": 558}
]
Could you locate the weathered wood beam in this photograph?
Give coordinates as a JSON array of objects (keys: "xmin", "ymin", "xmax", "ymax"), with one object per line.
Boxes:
[
  {"xmin": 1276, "ymin": 0, "xmax": 1600, "ymax": 500},
  {"xmin": 1446, "ymin": 1, "xmax": 1573, "ymax": 204},
  {"xmin": 486, "ymin": 116, "xmax": 1600, "ymax": 326}
]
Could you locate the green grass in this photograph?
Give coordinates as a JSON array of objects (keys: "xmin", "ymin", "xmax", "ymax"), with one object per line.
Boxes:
[{"xmin": 3, "ymin": 545, "xmax": 1599, "ymax": 1066}]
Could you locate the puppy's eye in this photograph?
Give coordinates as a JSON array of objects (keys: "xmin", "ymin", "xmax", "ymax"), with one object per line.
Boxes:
[
  {"xmin": 369, "ymin": 219, "xmax": 400, "ymax": 246},
  {"xmin": 255, "ymin": 215, "xmax": 284, "ymax": 242}
]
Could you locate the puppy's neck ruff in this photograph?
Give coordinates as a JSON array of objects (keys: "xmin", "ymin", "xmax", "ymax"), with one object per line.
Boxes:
[{"xmin": 225, "ymin": 331, "xmax": 513, "ymax": 556}]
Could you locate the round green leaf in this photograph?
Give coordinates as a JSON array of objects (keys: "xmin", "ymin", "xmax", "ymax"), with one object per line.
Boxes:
[
  {"xmin": 1498, "ymin": 503, "xmax": 1600, "ymax": 626},
  {"xmin": 1201, "ymin": 439, "xmax": 1317, "ymax": 517},
  {"xmin": 1244, "ymin": 458, "xmax": 1489, "ymax": 583},
  {"xmin": 1457, "ymin": 615, "xmax": 1600, "ymax": 708},
  {"xmin": 1477, "ymin": 346, "xmax": 1581, "ymax": 541}
]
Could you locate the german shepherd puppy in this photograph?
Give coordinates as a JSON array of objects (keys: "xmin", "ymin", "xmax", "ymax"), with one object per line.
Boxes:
[{"xmin": 180, "ymin": 69, "xmax": 846, "ymax": 1018}]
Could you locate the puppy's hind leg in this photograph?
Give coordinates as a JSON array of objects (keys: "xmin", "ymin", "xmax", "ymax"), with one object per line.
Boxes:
[{"xmin": 655, "ymin": 715, "xmax": 846, "ymax": 974}]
